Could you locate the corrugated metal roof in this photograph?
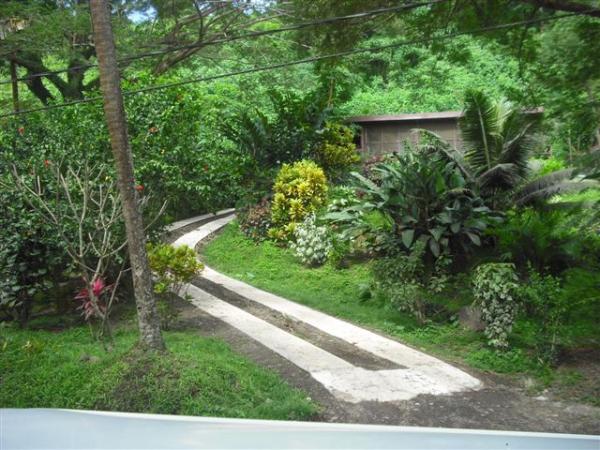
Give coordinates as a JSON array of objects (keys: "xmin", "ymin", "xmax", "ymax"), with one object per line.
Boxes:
[
  {"xmin": 347, "ymin": 111, "xmax": 463, "ymax": 123},
  {"xmin": 347, "ymin": 107, "xmax": 543, "ymax": 124}
]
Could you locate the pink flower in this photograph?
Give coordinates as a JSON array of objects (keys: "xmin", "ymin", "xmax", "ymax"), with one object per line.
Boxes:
[
  {"xmin": 74, "ymin": 277, "xmax": 112, "ymax": 320},
  {"xmin": 91, "ymin": 278, "xmax": 108, "ymax": 298},
  {"xmin": 74, "ymin": 277, "xmax": 112, "ymax": 301}
]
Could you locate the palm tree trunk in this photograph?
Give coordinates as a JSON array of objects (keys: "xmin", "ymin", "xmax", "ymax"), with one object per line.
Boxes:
[{"xmin": 89, "ymin": 0, "xmax": 165, "ymax": 351}]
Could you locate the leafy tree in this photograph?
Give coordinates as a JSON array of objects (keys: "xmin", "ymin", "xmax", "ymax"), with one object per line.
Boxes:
[{"xmin": 0, "ymin": 1, "xmax": 132, "ymax": 104}]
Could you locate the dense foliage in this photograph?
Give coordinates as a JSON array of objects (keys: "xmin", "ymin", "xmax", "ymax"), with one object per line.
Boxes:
[
  {"xmin": 1, "ymin": 0, "xmax": 598, "ymax": 394},
  {"xmin": 327, "ymin": 148, "xmax": 496, "ymax": 259}
]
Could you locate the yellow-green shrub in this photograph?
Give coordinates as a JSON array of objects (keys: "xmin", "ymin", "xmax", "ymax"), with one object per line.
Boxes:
[
  {"xmin": 269, "ymin": 160, "xmax": 328, "ymax": 241},
  {"xmin": 314, "ymin": 123, "xmax": 360, "ymax": 180}
]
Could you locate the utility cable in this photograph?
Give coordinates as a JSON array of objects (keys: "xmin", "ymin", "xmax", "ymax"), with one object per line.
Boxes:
[{"xmin": 0, "ymin": 10, "xmax": 592, "ymax": 119}]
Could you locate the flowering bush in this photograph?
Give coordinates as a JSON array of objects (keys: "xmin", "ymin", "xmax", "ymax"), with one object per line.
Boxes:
[
  {"xmin": 269, "ymin": 160, "xmax": 328, "ymax": 241},
  {"xmin": 290, "ymin": 214, "xmax": 332, "ymax": 267},
  {"xmin": 472, "ymin": 263, "xmax": 520, "ymax": 349},
  {"xmin": 239, "ymin": 198, "xmax": 272, "ymax": 242}
]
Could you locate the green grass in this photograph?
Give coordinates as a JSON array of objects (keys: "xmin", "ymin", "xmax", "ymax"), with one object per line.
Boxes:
[
  {"xmin": 0, "ymin": 325, "xmax": 316, "ymax": 420},
  {"xmin": 201, "ymin": 223, "xmax": 599, "ymax": 386}
]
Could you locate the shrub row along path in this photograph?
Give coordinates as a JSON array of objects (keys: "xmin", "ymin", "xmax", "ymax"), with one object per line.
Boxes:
[{"xmin": 167, "ymin": 211, "xmax": 600, "ymax": 433}]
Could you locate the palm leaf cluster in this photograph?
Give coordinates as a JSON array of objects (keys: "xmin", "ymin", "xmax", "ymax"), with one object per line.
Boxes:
[
  {"xmin": 460, "ymin": 90, "xmax": 541, "ymax": 198},
  {"xmin": 427, "ymin": 90, "xmax": 597, "ymax": 208}
]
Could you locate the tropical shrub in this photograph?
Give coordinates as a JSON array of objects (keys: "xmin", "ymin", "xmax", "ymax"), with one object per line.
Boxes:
[
  {"xmin": 238, "ymin": 198, "xmax": 272, "ymax": 242},
  {"xmin": 147, "ymin": 243, "xmax": 204, "ymax": 330},
  {"xmin": 472, "ymin": 263, "xmax": 520, "ymax": 348},
  {"xmin": 326, "ymin": 148, "xmax": 496, "ymax": 259},
  {"xmin": 492, "ymin": 206, "xmax": 599, "ymax": 272},
  {"xmin": 73, "ymin": 277, "xmax": 116, "ymax": 345},
  {"xmin": 290, "ymin": 214, "xmax": 332, "ymax": 267},
  {"xmin": 4, "ymin": 160, "xmax": 129, "ymax": 341},
  {"xmin": 0, "ymin": 79, "xmax": 249, "ymax": 222},
  {"xmin": 313, "ymin": 123, "xmax": 360, "ymax": 180},
  {"xmin": 518, "ymin": 267, "xmax": 567, "ymax": 364},
  {"xmin": 222, "ymin": 89, "xmax": 331, "ymax": 169},
  {"xmin": 147, "ymin": 243, "xmax": 204, "ymax": 295},
  {"xmin": 269, "ymin": 160, "xmax": 328, "ymax": 241},
  {"xmin": 372, "ymin": 241, "xmax": 451, "ymax": 323}
]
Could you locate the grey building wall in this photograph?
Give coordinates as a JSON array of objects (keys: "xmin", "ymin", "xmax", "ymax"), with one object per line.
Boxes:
[{"xmin": 359, "ymin": 118, "xmax": 462, "ymax": 156}]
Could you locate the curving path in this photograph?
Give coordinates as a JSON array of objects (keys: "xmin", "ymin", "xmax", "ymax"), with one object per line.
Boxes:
[
  {"xmin": 165, "ymin": 212, "xmax": 600, "ymax": 433},
  {"xmin": 171, "ymin": 213, "xmax": 481, "ymax": 404}
]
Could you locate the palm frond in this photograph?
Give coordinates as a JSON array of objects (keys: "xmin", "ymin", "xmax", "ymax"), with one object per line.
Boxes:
[
  {"xmin": 413, "ymin": 128, "xmax": 473, "ymax": 182},
  {"xmin": 477, "ymin": 163, "xmax": 523, "ymax": 191},
  {"xmin": 460, "ymin": 89, "xmax": 499, "ymax": 174},
  {"xmin": 499, "ymin": 110, "xmax": 542, "ymax": 177},
  {"xmin": 515, "ymin": 168, "xmax": 574, "ymax": 199},
  {"xmin": 514, "ymin": 168, "xmax": 598, "ymax": 206}
]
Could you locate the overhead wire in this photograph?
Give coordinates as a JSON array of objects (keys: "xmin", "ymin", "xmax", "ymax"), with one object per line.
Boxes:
[
  {"xmin": 0, "ymin": 9, "xmax": 593, "ymax": 120},
  {"xmin": 0, "ymin": 0, "xmax": 446, "ymax": 86}
]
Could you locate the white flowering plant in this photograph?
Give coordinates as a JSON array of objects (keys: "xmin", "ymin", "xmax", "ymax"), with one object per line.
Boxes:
[{"xmin": 291, "ymin": 214, "xmax": 332, "ymax": 267}]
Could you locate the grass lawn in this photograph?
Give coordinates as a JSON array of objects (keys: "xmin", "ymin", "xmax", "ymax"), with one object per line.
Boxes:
[
  {"xmin": 201, "ymin": 222, "xmax": 600, "ymax": 404},
  {"xmin": 0, "ymin": 324, "xmax": 317, "ymax": 420}
]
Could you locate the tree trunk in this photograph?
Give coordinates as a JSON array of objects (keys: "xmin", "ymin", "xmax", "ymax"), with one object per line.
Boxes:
[
  {"xmin": 89, "ymin": 0, "xmax": 165, "ymax": 351},
  {"xmin": 10, "ymin": 60, "xmax": 19, "ymax": 113}
]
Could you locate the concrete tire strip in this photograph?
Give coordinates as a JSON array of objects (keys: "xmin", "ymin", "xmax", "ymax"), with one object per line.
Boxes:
[{"xmin": 171, "ymin": 213, "xmax": 482, "ymax": 404}]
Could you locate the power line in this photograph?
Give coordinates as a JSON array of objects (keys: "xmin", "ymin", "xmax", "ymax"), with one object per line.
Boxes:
[
  {"xmin": 0, "ymin": 0, "xmax": 445, "ymax": 86},
  {"xmin": 0, "ymin": 10, "xmax": 592, "ymax": 120}
]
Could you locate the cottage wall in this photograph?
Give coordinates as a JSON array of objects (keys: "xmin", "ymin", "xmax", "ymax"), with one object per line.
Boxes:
[{"xmin": 360, "ymin": 118, "xmax": 462, "ymax": 156}]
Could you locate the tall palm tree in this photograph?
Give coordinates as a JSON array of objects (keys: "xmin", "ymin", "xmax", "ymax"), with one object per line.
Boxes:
[{"xmin": 90, "ymin": 0, "xmax": 165, "ymax": 351}]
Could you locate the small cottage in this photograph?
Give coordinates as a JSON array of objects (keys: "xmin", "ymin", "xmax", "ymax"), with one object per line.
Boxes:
[
  {"xmin": 347, "ymin": 111, "xmax": 463, "ymax": 156},
  {"xmin": 348, "ymin": 108, "xmax": 544, "ymax": 156}
]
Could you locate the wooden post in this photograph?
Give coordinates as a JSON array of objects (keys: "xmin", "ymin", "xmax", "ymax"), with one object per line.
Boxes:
[{"xmin": 89, "ymin": 0, "xmax": 165, "ymax": 350}]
